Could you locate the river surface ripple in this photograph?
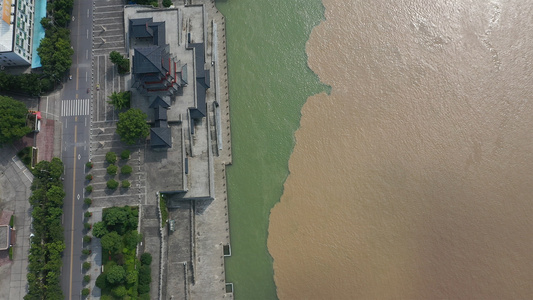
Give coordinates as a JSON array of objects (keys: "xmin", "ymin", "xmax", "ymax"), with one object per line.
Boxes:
[{"xmin": 269, "ymin": 1, "xmax": 533, "ymax": 299}]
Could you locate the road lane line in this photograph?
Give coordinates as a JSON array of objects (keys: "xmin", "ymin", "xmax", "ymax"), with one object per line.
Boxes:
[
  {"xmin": 104, "ymin": 57, "xmax": 107, "ymax": 122},
  {"xmin": 68, "ymin": 123, "xmax": 78, "ymax": 300},
  {"xmin": 76, "ymin": 68, "xmax": 79, "ymax": 90},
  {"xmin": 97, "ymin": 57, "xmax": 100, "ymax": 122}
]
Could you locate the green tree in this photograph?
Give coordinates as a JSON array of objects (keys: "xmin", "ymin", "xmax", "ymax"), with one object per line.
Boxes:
[
  {"xmin": 107, "ymin": 179, "xmax": 119, "ymax": 189},
  {"xmin": 116, "ymin": 109, "xmax": 149, "ymax": 145},
  {"xmin": 120, "ymin": 149, "xmax": 130, "ymax": 160},
  {"xmin": 83, "ymin": 274, "xmax": 90, "ymax": 282},
  {"xmin": 121, "ymin": 165, "xmax": 132, "ymax": 175},
  {"xmin": 111, "ymin": 285, "xmax": 127, "ymax": 298},
  {"xmin": 103, "ymin": 206, "xmax": 138, "ymax": 234},
  {"xmin": 40, "ymin": 17, "xmax": 52, "ymax": 30},
  {"xmin": 46, "ymin": 185, "xmax": 65, "ymax": 207},
  {"xmin": 18, "ymin": 74, "xmax": 42, "ymax": 96},
  {"xmin": 40, "ymin": 78, "xmax": 53, "ymax": 93},
  {"xmin": 103, "ymin": 207, "xmax": 128, "ymax": 227},
  {"xmin": 82, "ymin": 261, "xmax": 91, "ymax": 269},
  {"xmin": 138, "ymin": 265, "xmax": 151, "ymax": 286},
  {"xmin": 49, "ymin": 157, "xmax": 64, "ymax": 179},
  {"xmin": 107, "ymin": 165, "xmax": 118, "ymax": 175},
  {"xmin": 105, "ymin": 151, "xmax": 117, "ymax": 164},
  {"xmin": 54, "ymin": 0, "xmax": 74, "ymax": 12},
  {"xmin": 81, "ymin": 288, "xmax": 90, "ymax": 296},
  {"xmin": 101, "ymin": 231, "xmax": 122, "ymax": 254},
  {"xmin": 83, "ymin": 235, "xmax": 92, "ymax": 243},
  {"xmin": 138, "ymin": 283, "xmax": 150, "ymax": 294},
  {"xmin": 107, "ymin": 91, "xmax": 131, "ymax": 110},
  {"xmin": 82, "ymin": 249, "xmax": 91, "ymax": 255},
  {"xmin": 0, "ymin": 96, "xmax": 32, "ymax": 145},
  {"xmin": 53, "ymin": 10, "xmax": 69, "ymax": 27},
  {"xmin": 106, "ymin": 265, "xmax": 126, "ymax": 285},
  {"xmin": 109, "ymin": 51, "xmax": 130, "ymax": 74},
  {"xmin": 92, "ymin": 221, "xmax": 108, "ymax": 238},
  {"xmin": 39, "ymin": 36, "xmax": 73, "ymax": 79},
  {"xmin": 123, "ymin": 230, "xmax": 142, "ymax": 249},
  {"xmin": 126, "ymin": 270, "xmax": 138, "ymax": 284},
  {"xmin": 109, "ymin": 51, "xmax": 123, "ymax": 65},
  {"xmin": 84, "ymin": 198, "xmax": 92, "ymax": 206},
  {"xmin": 121, "ymin": 180, "xmax": 130, "ymax": 188},
  {"xmin": 95, "ymin": 273, "xmax": 108, "ymax": 289},
  {"xmin": 162, "ymin": 0, "xmax": 172, "ymax": 7},
  {"xmin": 85, "ymin": 185, "xmax": 93, "ymax": 193},
  {"xmin": 140, "ymin": 252, "xmax": 152, "ymax": 266},
  {"xmin": 139, "ymin": 293, "xmax": 151, "ymax": 300}
]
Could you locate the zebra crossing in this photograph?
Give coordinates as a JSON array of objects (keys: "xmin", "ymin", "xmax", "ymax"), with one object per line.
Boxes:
[{"xmin": 61, "ymin": 99, "xmax": 91, "ymax": 116}]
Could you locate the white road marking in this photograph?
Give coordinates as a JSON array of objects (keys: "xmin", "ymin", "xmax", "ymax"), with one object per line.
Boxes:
[{"xmin": 61, "ymin": 99, "xmax": 91, "ymax": 116}]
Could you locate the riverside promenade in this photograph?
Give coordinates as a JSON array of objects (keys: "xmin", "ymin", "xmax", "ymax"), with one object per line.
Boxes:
[{"xmin": 187, "ymin": 1, "xmax": 234, "ymax": 299}]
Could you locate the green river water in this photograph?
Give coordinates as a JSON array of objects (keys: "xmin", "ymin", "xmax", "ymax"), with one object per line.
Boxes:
[{"xmin": 216, "ymin": 0, "xmax": 327, "ymax": 298}]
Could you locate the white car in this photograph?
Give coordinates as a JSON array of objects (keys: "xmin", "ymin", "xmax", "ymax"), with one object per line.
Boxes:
[{"xmin": 69, "ymin": 75, "xmax": 73, "ymax": 80}]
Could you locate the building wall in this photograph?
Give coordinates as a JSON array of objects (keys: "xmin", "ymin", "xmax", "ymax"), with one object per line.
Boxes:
[{"xmin": 0, "ymin": 0, "xmax": 34, "ymax": 66}]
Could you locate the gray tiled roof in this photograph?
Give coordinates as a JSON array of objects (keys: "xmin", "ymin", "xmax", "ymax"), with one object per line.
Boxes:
[
  {"xmin": 150, "ymin": 127, "xmax": 171, "ymax": 148},
  {"xmin": 155, "ymin": 105, "xmax": 168, "ymax": 121},
  {"xmin": 149, "ymin": 96, "xmax": 170, "ymax": 108},
  {"xmin": 130, "ymin": 18, "xmax": 166, "ymax": 46},
  {"xmin": 133, "ymin": 46, "xmax": 164, "ymax": 74},
  {"xmin": 189, "ymin": 43, "xmax": 210, "ymax": 119}
]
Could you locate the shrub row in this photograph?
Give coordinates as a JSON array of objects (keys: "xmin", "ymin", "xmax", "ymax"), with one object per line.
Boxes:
[{"xmin": 25, "ymin": 158, "xmax": 66, "ymax": 300}]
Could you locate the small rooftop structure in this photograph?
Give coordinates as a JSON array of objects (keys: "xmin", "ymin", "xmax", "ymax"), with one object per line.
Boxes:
[
  {"xmin": 130, "ymin": 17, "xmax": 166, "ymax": 46},
  {"xmin": 149, "ymin": 97, "xmax": 172, "ymax": 149},
  {"xmin": 150, "ymin": 126, "xmax": 172, "ymax": 148},
  {"xmin": 149, "ymin": 96, "xmax": 170, "ymax": 108},
  {"xmin": 188, "ymin": 42, "xmax": 210, "ymax": 119}
]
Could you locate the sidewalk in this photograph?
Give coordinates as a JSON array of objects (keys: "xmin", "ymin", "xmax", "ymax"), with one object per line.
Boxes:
[
  {"xmin": 0, "ymin": 146, "xmax": 33, "ymax": 300},
  {"xmin": 87, "ymin": 207, "xmax": 102, "ymax": 299},
  {"xmin": 38, "ymin": 92, "xmax": 64, "ymax": 161}
]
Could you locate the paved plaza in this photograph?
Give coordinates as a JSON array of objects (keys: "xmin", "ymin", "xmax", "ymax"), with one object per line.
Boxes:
[{"xmin": 0, "ymin": 147, "xmax": 33, "ymax": 300}]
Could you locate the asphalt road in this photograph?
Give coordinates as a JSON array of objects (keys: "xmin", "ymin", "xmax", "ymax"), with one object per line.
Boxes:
[{"xmin": 60, "ymin": 1, "xmax": 94, "ymax": 299}]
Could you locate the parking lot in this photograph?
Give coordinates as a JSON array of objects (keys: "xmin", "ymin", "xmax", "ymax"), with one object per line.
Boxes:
[
  {"xmin": 88, "ymin": 124, "xmax": 147, "ymax": 207},
  {"xmin": 92, "ymin": 0, "xmax": 128, "ymax": 123}
]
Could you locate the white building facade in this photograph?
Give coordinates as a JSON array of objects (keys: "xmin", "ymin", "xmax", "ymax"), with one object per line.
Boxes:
[{"xmin": 0, "ymin": 0, "xmax": 35, "ymax": 66}]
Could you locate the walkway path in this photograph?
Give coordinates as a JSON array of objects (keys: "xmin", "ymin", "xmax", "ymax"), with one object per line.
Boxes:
[{"xmin": 0, "ymin": 146, "xmax": 33, "ymax": 300}]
